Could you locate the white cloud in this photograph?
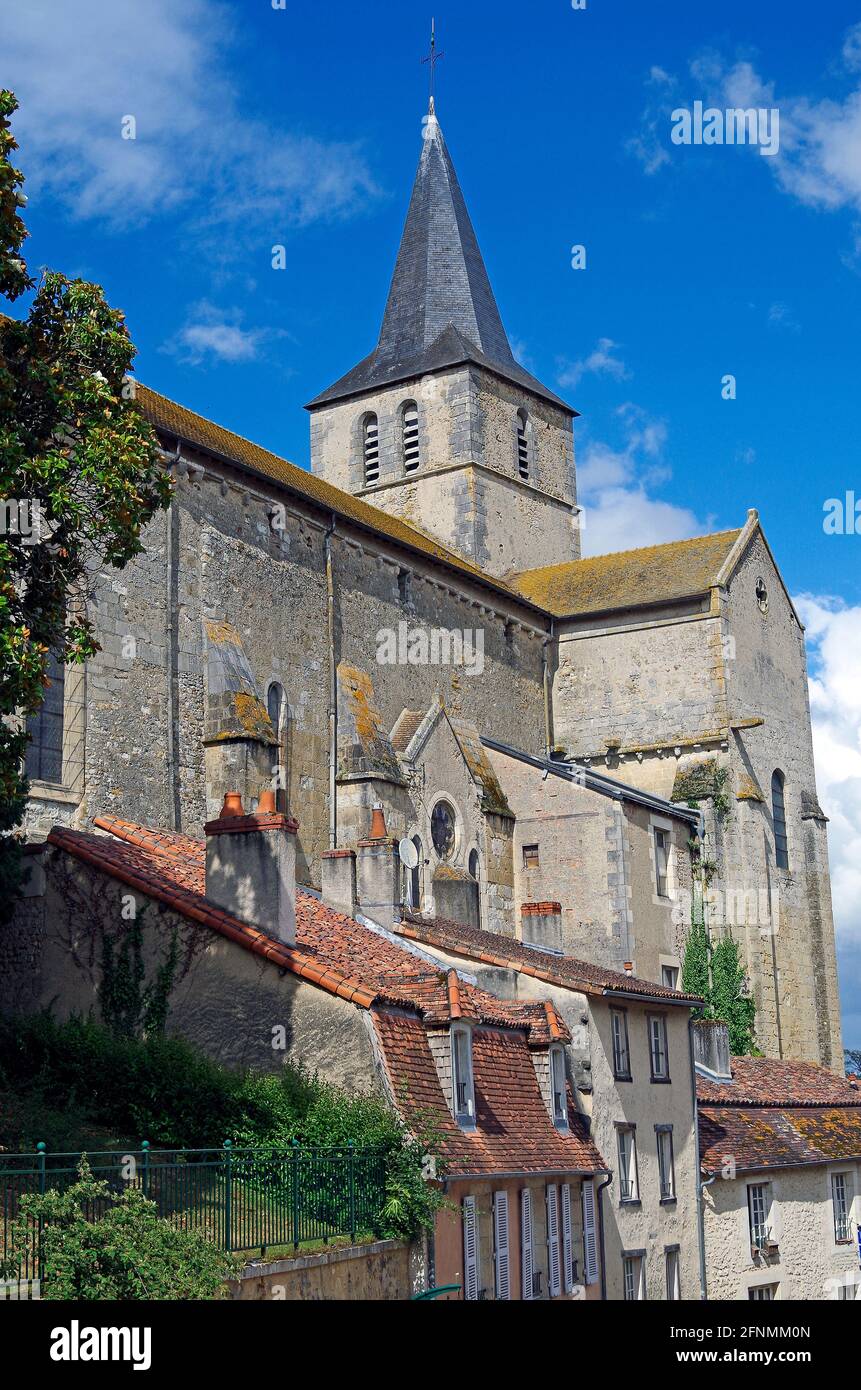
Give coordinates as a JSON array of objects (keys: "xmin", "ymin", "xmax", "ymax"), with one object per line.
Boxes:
[
  {"xmin": 163, "ymin": 302, "xmax": 284, "ymax": 366},
  {"xmin": 558, "ymin": 338, "xmax": 631, "ymax": 390},
  {"xmin": 577, "ymin": 404, "xmax": 707, "ymax": 555},
  {"xmin": 794, "ymin": 594, "xmax": 861, "ymax": 1046},
  {"xmin": 768, "ymin": 301, "xmax": 800, "ymax": 332},
  {"xmin": 0, "ymin": 0, "xmax": 380, "ymax": 236}
]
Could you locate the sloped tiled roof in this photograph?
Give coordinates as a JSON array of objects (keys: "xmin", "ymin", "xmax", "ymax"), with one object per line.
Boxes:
[
  {"xmin": 397, "ymin": 912, "xmax": 702, "ymax": 1005},
  {"xmin": 374, "ymin": 1010, "xmax": 605, "ymax": 1178},
  {"xmin": 46, "ymin": 817, "xmax": 563, "ymax": 1042},
  {"xmin": 511, "ymin": 529, "xmax": 743, "ymax": 618},
  {"xmin": 697, "ymin": 1057, "xmax": 861, "ymax": 1175},
  {"xmin": 696, "ymin": 1058, "xmax": 861, "ymax": 1107}
]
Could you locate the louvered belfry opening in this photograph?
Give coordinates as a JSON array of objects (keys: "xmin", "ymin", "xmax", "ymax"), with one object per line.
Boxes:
[
  {"xmin": 402, "ymin": 402, "xmax": 420, "ymax": 472},
  {"xmin": 363, "ymin": 414, "xmax": 380, "ymax": 484},
  {"xmin": 517, "ymin": 410, "xmax": 530, "ymax": 480}
]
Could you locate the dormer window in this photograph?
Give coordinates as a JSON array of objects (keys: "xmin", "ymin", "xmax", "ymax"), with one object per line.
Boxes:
[
  {"xmin": 516, "ymin": 409, "xmax": 531, "ymax": 480},
  {"xmin": 550, "ymin": 1045, "xmax": 568, "ymax": 1128},
  {"xmin": 363, "ymin": 413, "xmax": 380, "ymax": 485},
  {"xmin": 401, "ymin": 401, "xmax": 420, "ymax": 473},
  {"xmin": 451, "ymin": 1024, "xmax": 476, "ymax": 1127}
]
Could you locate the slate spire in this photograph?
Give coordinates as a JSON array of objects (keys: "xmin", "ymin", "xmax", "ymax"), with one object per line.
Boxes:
[{"xmin": 308, "ymin": 107, "xmax": 570, "ymax": 412}]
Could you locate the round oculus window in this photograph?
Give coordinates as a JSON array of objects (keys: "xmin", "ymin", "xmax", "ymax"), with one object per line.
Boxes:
[{"xmin": 431, "ymin": 801, "xmax": 456, "ymax": 859}]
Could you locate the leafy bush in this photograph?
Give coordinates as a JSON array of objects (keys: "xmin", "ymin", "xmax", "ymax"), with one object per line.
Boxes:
[
  {"xmin": 0, "ymin": 1158, "xmax": 239, "ymax": 1300},
  {"xmin": 0, "ymin": 1014, "xmax": 442, "ymax": 1241}
]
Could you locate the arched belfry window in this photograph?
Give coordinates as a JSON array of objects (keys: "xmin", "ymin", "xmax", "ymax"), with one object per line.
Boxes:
[
  {"xmin": 362, "ymin": 414, "xmax": 380, "ymax": 485},
  {"xmin": 402, "ymin": 402, "xmax": 420, "ymax": 473},
  {"xmin": 516, "ymin": 409, "xmax": 531, "ymax": 480},
  {"xmin": 407, "ymin": 835, "xmax": 424, "ymax": 912},
  {"xmin": 771, "ymin": 770, "xmax": 789, "ymax": 870},
  {"xmin": 25, "ymin": 648, "xmax": 65, "ymax": 785}
]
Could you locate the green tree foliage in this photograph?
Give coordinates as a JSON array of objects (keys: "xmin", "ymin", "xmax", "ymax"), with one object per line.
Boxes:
[
  {"xmin": 682, "ymin": 918, "xmax": 711, "ymax": 1016},
  {"xmin": 845, "ymin": 1049, "xmax": 861, "ymax": 1075},
  {"xmin": 0, "ymin": 1015, "xmax": 442, "ymax": 1241},
  {"xmin": 0, "ymin": 91, "xmax": 171, "ymax": 916},
  {"xmin": 710, "ymin": 934, "xmax": 757, "ymax": 1055},
  {"xmin": 0, "ymin": 1157, "xmax": 238, "ymax": 1300}
]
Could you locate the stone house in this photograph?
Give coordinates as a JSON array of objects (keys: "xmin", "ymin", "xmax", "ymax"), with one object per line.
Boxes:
[{"xmin": 696, "ymin": 1030, "xmax": 861, "ymax": 1300}]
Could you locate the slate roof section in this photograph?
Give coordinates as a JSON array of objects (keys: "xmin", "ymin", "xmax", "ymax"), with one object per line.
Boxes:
[
  {"xmin": 374, "ymin": 1009, "xmax": 605, "ymax": 1178},
  {"xmin": 306, "ymin": 113, "xmax": 572, "ymax": 414},
  {"xmin": 697, "ymin": 1057, "xmax": 861, "ymax": 1176},
  {"xmin": 511, "ymin": 529, "xmax": 744, "ymax": 618},
  {"xmin": 397, "ymin": 911, "xmax": 702, "ymax": 1004},
  {"xmin": 45, "ymin": 818, "xmax": 564, "ymax": 1043}
]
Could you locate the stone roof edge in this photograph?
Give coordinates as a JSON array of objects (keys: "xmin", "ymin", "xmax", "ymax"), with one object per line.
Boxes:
[{"xmin": 713, "ymin": 509, "xmax": 803, "ymax": 630}]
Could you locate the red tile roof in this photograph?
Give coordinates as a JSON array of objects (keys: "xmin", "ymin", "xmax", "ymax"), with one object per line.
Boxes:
[
  {"xmin": 697, "ymin": 1057, "xmax": 861, "ymax": 1175},
  {"xmin": 46, "ymin": 818, "xmax": 565, "ymax": 1042},
  {"xmin": 696, "ymin": 1057, "xmax": 861, "ymax": 1107},
  {"xmin": 374, "ymin": 1010, "xmax": 605, "ymax": 1178},
  {"xmin": 397, "ymin": 912, "xmax": 702, "ymax": 1004}
]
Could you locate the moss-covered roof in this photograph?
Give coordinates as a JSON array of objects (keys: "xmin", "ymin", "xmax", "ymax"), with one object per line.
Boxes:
[{"xmin": 511, "ymin": 529, "xmax": 743, "ymax": 618}]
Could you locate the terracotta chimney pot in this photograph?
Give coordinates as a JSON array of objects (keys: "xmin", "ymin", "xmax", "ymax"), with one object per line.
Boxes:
[
  {"xmin": 369, "ymin": 802, "xmax": 387, "ymax": 841},
  {"xmin": 257, "ymin": 790, "xmax": 277, "ymax": 815},
  {"xmin": 220, "ymin": 792, "xmax": 245, "ymax": 819}
]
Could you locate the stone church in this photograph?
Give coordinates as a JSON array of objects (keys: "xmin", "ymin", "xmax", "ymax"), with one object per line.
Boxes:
[{"xmin": 20, "ymin": 103, "xmax": 842, "ymax": 1072}]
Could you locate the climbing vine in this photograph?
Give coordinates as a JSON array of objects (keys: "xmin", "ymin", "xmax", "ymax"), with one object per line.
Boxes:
[{"xmin": 99, "ymin": 912, "xmax": 179, "ymax": 1040}]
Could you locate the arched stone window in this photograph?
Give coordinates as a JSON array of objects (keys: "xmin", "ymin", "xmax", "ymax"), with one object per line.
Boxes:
[
  {"xmin": 771, "ymin": 770, "xmax": 789, "ymax": 870},
  {"xmin": 25, "ymin": 649, "xmax": 65, "ymax": 785},
  {"xmin": 362, "ymin": 413, "xmax": 380, "ymax": 485},
  {"xmin": 516, "ymin": 408, "xmax": 531, "ymax": 480},
  {"xmin": 267, "ymin": 681, "xmax": 288, "ymax": 813},
  {"xmin": 401, "ymin": 401, "xmax": 420, "ymax": 473},
  {"xmin": 468, "ymin": 848, "xmax": 480, "ymax": 881}
]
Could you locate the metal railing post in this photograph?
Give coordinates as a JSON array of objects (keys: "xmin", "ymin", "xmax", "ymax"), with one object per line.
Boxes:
[
  {"xmin": 223, "ymin": 1141, "xmax": 232, "ymax": 1253},
  {"xmin": 141, "ymin": 1141, "xmax": 150, "ymax": 1200},
  {"xmin": 292, "ymin": 1139, "xmax": 300, "ymax": 1252},
  {"xmin": 348, "ymin": 1141, "xmax": 356, "ymax": 1243}
]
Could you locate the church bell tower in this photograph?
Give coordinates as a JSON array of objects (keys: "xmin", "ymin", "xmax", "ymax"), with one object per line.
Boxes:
[{"xmin": 307, "ymin": 99, "xmax": 581, "ymax": 580}]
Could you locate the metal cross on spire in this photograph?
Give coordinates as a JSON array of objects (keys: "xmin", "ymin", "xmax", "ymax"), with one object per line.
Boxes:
[{"xmin": 421, "ymin": 18, "xmax": 444, "ymax": 113}]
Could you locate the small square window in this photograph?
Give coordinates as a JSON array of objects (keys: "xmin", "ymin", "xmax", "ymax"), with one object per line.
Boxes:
[
  {"xmin": 661, "ymin": 965, "xmax": 679, "ymax": 991},
  {"xmin": 522, "ymin": 844, "xmax": 540, "ymax": 870}
]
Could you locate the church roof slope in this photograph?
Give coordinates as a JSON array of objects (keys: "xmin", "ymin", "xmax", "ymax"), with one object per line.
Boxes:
[
  {"xmin": 511, "ymin": 528, "xmax": 744, "ymax": 618},
  {"xmin": 306, "ymin": 111, "xmax": 572, "ymax": 413},
  {"xmin": 136, "ymin": 382, "xmax": 539, "ymax": 610}
]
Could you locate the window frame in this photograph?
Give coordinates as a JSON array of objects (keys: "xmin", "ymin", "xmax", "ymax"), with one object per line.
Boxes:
[
  {"xmin": 832, "ymin": 1170, "xmax": 853, "ymax": 1245},
  {"xmin": 622, "ymin": 1252, "xmax": 645, "ymax": 1302},
  {"xmin": 648, "ymin": 1013, "xmax": 670, "ymax": 1083},
  {"xmin": 665, "ymin": 1247, "xmax": 681, "ymax": 1301},
  {"xmin": 522, "ymin": 842, "xmax": 540, "ymax": 871},
  {"xmin": 25, "ymin": 647, "xmax": 66, "ymax": 786},
  {"xmin": 549, "ymin": 1044, "xmax": 568, "ymax": 1129},
  {"xmin": 610, "ymin": 1008, "xmax": 632, "ymax": 1081},
  {"xmin": 747, "ymin": 1181, "xmax": 773, "ymax": 1251},
  {"xmin": 653, "ymin": 824, "xmax": 671, "ymax": 899},
  {"xmin": 617, "ymin": 1125, "xmax": 640, "ymax": 1205},
  {"xmin": 361, "ymin": 412, "xmax": 380, "ymax": 486},
  {"xmin": 451, "ymin": 1023, "xmax": 476, "ymax": 1129},
  {"xmin": 656, "ymin": 1126, "xmax": 676, "ymax": 1203},
  {"xmin": 515, "ymin": 408, "xmax": 531, "ymax": 481}
]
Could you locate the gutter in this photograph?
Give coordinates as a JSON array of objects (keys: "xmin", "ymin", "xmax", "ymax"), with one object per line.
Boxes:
[
  {"xmin": 325, "ymin": 515, "xmax": 337, "ymax": 851},
  {"xmin": 689, "ymin": 1018, "xmax": 709, "ymax": 1300},
  {"xmin": 442, "ymin": 1168, "xmax": 603, "ymax": 1185},
  {"xmin": 480, "ymin": 736, "xmax": 701, "ymax": 827},
  {"xmin": 602, "ymin": 988, "xmax": 699, "ymax": 1010},
  {"xmin": 596, "ymin": 1171, "xmax": 613, "ymax": 1301}
]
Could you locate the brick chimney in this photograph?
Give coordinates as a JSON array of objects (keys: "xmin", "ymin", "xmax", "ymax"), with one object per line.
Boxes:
[
  {"xmin": 204, "ymin": 791, "xmax": 298, "ymax": 946},
  {"xmin": 356, "ymin": 803, "xmax": 401, "ymax": 928}
]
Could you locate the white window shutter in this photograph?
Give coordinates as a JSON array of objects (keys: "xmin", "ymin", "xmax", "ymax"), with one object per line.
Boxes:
[
  {"xmin": 546, "ymin": 1184, "xmax": 561, "ymax": 1298},
  {"xmin": 463, "ymin": 1196, "xmax": 479, "ymax": 1301},
  {"xmin": 521, "ymin": 1189, "xmax": 534, "ymax": 1301},
  {"xmin": 582, "ymin": 1179, "xmax": 599, "ymax": 1285},
  {"xmin": 493, "ymin": 1191, "xmax": 511, "ymax": 1301},
  {"xmin": 561, "ymin": 1183, "xmax": 574, "ymax": 1293}
]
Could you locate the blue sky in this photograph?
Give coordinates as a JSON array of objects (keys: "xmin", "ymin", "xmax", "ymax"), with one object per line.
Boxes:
[{"xmin": 3, "ymin": 0, "xmax": 860, "ymax": 1047}]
